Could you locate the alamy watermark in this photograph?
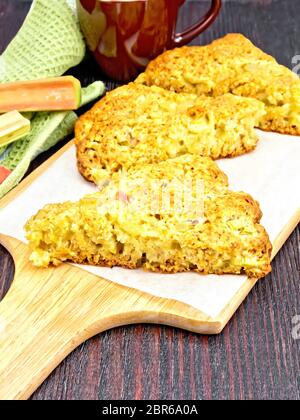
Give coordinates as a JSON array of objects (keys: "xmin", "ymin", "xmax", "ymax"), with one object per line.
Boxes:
[
  {"xmin": 95, "ymin": 174, "xmax": 205, "ymax": 221},
  {"xmin": 292, "ymin": 315, "xmax": 300, "ymax": 340},
  {"xmin": 292, "ymin": 55, "xmax": 300, "ymax": 76}
]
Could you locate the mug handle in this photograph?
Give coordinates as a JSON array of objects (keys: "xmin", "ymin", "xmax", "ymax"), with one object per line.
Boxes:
[{"xmin": 170, "ymin": 0, "xmax": 222, "ymax": 48}]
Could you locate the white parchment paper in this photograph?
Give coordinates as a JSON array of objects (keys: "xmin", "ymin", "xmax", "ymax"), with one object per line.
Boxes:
[{"xmin": 0, "ymin": 130, "xmax": 299, "ymax": 318}]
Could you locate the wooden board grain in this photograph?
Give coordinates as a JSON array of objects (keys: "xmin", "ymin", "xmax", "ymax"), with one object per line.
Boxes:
[{"xmin": 0, "ymin": 235, "xmax": 214, "ymax": 400}]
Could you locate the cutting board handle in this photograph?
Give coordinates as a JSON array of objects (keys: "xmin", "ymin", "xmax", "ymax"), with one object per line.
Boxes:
[
  {"xmin": 0, "ymin": 234, "xmax": 217, "ymax": 400},
  {"xmin": 0, "ymin": 235, "xmax": 134, "ymax": 399}
]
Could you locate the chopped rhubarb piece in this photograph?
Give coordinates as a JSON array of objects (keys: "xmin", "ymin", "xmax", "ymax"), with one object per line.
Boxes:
[
  {"xmin": 0, "ymin": 76, "xmax": 81, "ymax": 113},
  {"xmin": 0, "ymin": 166, "xmax": 11, "ymax": 184},
  {"xmin": 0, "ymin": 111, "xmax": 30, "ymax": 147},
  {"xmin": 116, "ymin": 191, "xmax": 130, "ymax": 203}
]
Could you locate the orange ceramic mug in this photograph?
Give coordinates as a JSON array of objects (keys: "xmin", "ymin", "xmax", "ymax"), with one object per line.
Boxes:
[{"xmin": 77, "ymin": 0, "xmax": 222, "ymax": 81}]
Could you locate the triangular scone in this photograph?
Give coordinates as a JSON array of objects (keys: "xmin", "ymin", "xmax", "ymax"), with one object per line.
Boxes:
[
  {"xmin": 75, "ymin": 83, "xmax": 264, "ymax": 184},
  {"xmin": 25, "ymin": 155, "xmax": 272, "ymax": 279},
  {"xmin": 136, "ymin": 34, "xmax": 300, "ymax": 136}
]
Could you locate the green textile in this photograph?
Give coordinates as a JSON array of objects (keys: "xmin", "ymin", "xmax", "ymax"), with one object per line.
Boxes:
[{"xmin": 0, "ymin": 0, "xmax": 105, "ymax": 198}]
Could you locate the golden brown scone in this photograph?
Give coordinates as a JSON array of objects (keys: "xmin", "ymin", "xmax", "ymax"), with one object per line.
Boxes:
[
  {"xmin": 75, "ymin": 82, "xmax": 264, "ymax": 184},
  {"xmin": 25, "ymin": 155, "xmax": 272, "ymax": 279},
  {"xmin": 136, "ymin": 34, "xmax": 300, "ymax": 136}
]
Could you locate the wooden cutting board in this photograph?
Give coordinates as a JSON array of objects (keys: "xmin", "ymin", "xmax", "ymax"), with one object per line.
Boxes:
[{"xmin": 0, "ymin": 132, "xmax": 299, "ymax": 400}]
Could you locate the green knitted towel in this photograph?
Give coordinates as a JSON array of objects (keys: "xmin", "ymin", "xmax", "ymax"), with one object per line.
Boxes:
[
  {"xmin": 0, "ymin": 0, "xmax": 85, "ymax": 82},
  {"xmin": 0, "ymin": 0, "xmax": 106, "ymax": 198}
]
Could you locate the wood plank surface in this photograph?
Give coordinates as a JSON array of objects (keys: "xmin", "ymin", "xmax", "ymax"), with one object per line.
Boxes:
[{"xmin": 0, "ymin": 0, "xmax": 300, "ymax": 400}]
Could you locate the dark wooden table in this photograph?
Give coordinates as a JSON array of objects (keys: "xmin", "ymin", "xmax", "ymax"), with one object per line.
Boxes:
[{"xmin": 0, "ymin": 0, "xmax": 300, "ymax": 400}]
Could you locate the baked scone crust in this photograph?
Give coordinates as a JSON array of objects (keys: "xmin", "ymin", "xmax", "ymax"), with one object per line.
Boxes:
[
  {"xmin": 75, "ymin": 82, "xmax": 264, "ymax": 184},
  {"xmin": 136, "ymin": 34, "xmax": 300, "ymax": 136},
  {"xmin": 25, "ymin": 155, "xmax": 272, "ymax": 279}
]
